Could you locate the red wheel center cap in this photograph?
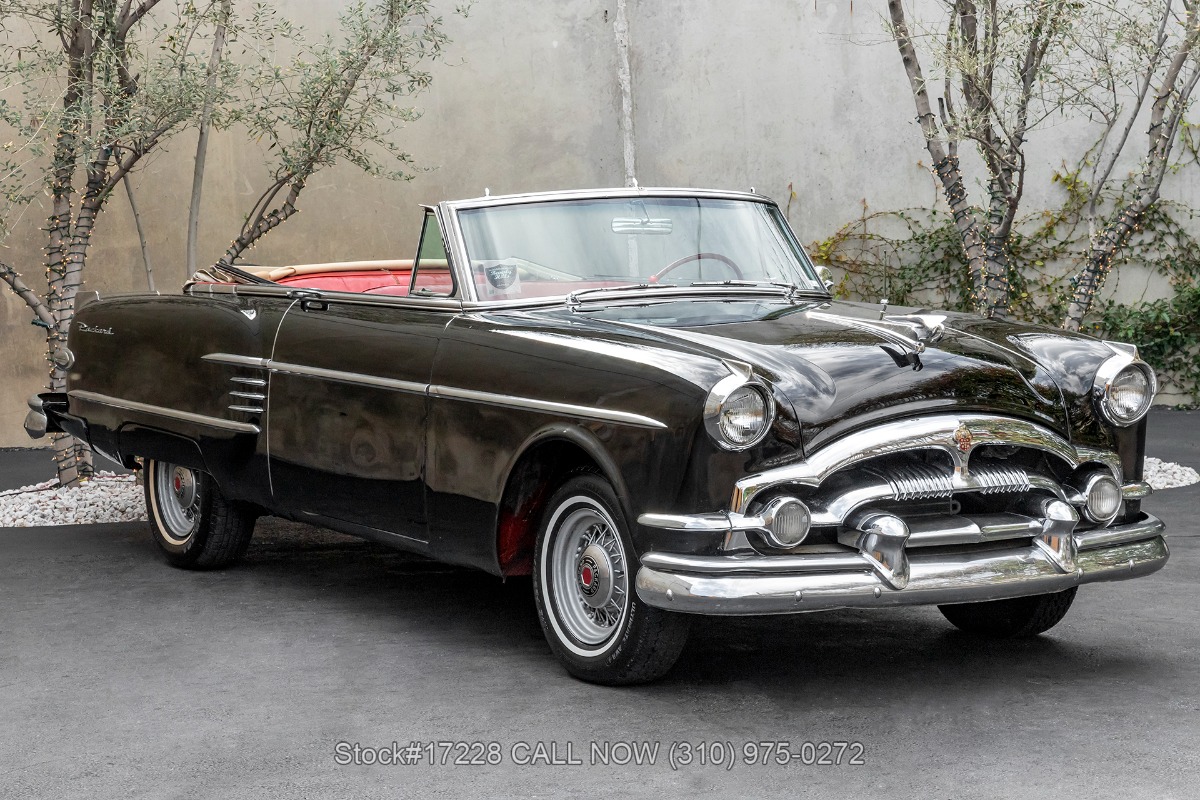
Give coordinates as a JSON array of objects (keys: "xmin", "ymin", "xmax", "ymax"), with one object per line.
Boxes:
[
  {"xmin": 581, "ymin": 565, "xmax": 594, "ymax": 587},
  {"xmin": 173, "ymin": 475, "xmax": 182, "ymax": 492}
]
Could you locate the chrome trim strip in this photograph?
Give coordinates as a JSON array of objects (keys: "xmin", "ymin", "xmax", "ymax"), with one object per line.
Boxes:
[
  {"xmin": 68, "ymin": 390, "xmax": 260, "ymax": 434},
  {"xmin": 204, "ymin": 352, "xmax": 664, "ymax": 430},
  {"xmin": 429, "ymin": 385, "xmax": 668, "ymax": 429},
  {"xmin": 443, "ymin": 186, "xmax": 772, "ymax": 212},
  {"xmin": 203, "ymin": 353, "xmax": 269, "ymax": 369},
  {"xmin": 229, "ymin": 391, "xmax": 266, "ymax": 401},
  {"xmin": 267, "ymin": 360, "xmax": 427, "ymax": 395},
  {"xmin": 230, "ymin": 377, "xmax": 267, "ymax": 387},
  {"xmin": 228, "ymin": 404, "xmax": 264, "ymax": 414},
  {"xmin": 639, "ymin": 512, "xmax": 737, "ymax": 532},
  {"xmin": 731, "ymin": 414, "xmax": 1121, "ymax": 513}
]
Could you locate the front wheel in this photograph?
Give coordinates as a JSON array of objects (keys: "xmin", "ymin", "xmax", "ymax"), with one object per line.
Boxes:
[
  {"xmin": 533, "ymin": 473, "xmax": 689, "ymax": 685},
  {"xmin": 145, "ymin": 459, "xmax": 256, "ymax": 569},
  {"xmin": 938, "ymin": 587, "xmax": 1078, "ymax": 638}
]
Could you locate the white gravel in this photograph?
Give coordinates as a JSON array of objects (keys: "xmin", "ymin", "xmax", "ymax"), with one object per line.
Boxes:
[
  {"xmin": 0, "ymin": 472, "xmax": 146, "ymax": 527},
  {"xmin": 0, "ymin": 457, "xmax": 1197, "ymax": 528},
  {"xmin": 1143, "ymin": 456, "xmax": 1200, "ymax": 490}
]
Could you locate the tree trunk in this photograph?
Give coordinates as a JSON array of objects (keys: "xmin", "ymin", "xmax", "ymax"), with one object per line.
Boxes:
[
  {"xmin": 983, "ymin": 179, "xmax": 1012, "ymax": 319},
  {"xmin": 187, "ymin": 0, "xmax": 231, "ymax": 278},
  {"xmin": 889, "ymin": 0, "xmax": 991, "ymax": 317},
  {"xmin": 221, "ymin": 179, "xmax": 304, "ymax": 266},
  {"xmin": 1063, "ymin": 199, "xmax": 1150, "ymax": 331},
  {"xmin": 931, "ymin": 156, "xmax": 989, "ymax": 315}
]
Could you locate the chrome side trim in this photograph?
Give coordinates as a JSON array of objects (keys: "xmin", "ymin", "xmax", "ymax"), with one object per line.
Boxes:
[
  {"xmin": 429, "ymin": 385, "xmax": 668, "ymax": 430},
  {"xmin": 732, "ymin": 414, "xmax": 1121, "ymax": 513},
  {"xmin": 230, "ymin": 377, "xmax": 267, "ymax": 387},
  {"xmin": 268, "ymin": 361, "xmax": 427, "ymax": 395},
  {"xmin": 228, "ymin": 404, "xmax": 264, "ymax": 414},
  {"xmin": 203, "ymin": 352, "xmax": 666, "ymax": 430},
  {"xmin": 229, "ymin": 391, "xmax": 266, "ymax": 401},
  {"xmin": 67, "ymin": 390, "xmax": 260, "ymax": 434},
  {"xmin": 203, "ymin": 353, "xmax": 269, "ymax": 369}
]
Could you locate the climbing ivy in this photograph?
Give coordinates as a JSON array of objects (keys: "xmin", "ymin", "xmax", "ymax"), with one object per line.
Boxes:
[{"xmin": 805, "ymin": 172, "xmax": 1200, "ymax": 404}]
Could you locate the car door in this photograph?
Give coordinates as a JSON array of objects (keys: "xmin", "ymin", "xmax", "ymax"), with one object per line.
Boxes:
[{"xmin": 266, "ymin": 213, "xmax": 460, "ymax": 545}]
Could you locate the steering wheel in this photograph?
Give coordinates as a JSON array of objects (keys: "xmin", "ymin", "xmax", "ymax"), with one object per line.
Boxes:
[{"xmin": 649, "ymin": 252, "xmax": 744, "ymax": 283}]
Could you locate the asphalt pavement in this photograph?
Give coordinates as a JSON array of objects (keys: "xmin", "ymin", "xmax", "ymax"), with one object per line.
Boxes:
[{"xmin": 2, "ymin": 411, "xmax": 1198, "ymax": 799}]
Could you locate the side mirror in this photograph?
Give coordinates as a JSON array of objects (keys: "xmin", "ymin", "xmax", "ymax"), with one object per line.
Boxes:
[{"xmin": 815, "ymin": 265, "xmax": 835, "ymax": 292}]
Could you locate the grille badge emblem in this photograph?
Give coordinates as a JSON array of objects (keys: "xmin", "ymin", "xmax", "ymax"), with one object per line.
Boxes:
[{"xmin": 953, "ymin": 425, "xmax": 973, "ymax": 452}]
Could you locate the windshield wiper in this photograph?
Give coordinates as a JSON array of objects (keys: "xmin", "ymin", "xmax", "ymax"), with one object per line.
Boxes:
[
  {"xmin": 565, "ymin": 280, "xmax": 826, "ymax": 309},
  {"xmin": 688, "ymin": 280, "xmax": 826, "ymax": 301},
  {"xmin": 565, "ymin": 283, "xmax": 681, "ymax": 307}
]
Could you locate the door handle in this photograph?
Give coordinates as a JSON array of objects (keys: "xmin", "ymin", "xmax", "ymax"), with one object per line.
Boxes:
[{"xmin": 287, "ymin": 288, "xmax": 328, "ymax": 311}]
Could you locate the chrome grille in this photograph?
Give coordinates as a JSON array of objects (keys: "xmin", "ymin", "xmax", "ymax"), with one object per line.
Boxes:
[
  {"xmin": 970, "ymin": 463, "xmax": 1031, "ymax": 494},
  {"xmin": 866, "ymin": 461, "xmax": 952, "ymax": 501}
]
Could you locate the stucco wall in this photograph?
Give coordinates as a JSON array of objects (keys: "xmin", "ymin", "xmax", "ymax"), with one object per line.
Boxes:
[{"xmin": 0, "ymin": 0, "xmax": 1186, "ymax": 445}]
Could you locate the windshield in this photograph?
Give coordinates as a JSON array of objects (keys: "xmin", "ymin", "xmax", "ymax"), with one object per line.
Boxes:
[{"xmin": 455, "ymin": 197, "xmax": 824, "ymax": 302}]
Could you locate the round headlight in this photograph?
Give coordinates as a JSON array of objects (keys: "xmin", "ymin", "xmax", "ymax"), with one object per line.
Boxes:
[
  {"xmin": 1094, "ymin": 356, "xmax": 1155, "ymax": 426},
  {"xmin": 719, "ymin": 386, "xmax": 768, "ymax": 446},
  {"xmin": 703, "ymin": 366, "xmax": 775, "ymax": 450}
]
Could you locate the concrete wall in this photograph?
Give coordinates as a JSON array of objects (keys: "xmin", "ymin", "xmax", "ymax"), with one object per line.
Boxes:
[{"xmin": 0, "ymin": 0, "xmax": 1186, "ymax": 445}]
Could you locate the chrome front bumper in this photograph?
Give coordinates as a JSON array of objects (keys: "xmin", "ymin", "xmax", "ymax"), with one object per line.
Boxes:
[{"xmin": 634, "ymin": 513, "xmax": 1168, "ymax": 615}]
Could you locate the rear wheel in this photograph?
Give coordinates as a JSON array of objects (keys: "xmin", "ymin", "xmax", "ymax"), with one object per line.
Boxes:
[
  {"xmin": 938, "ymin": 587, "xmax": 1078, "ymax": 638},
  {"xmin": 533, "ymin": 473, "xmax": 689, "ymax": 685},
  {"xmin": 145, "ymin": 459, "xmax": 256, "ymax": 569}
]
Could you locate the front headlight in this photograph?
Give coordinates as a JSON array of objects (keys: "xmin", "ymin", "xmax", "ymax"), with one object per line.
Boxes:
[
  {"xmin": 1093, "ymin": 350, "xmax": 1156, "ymax": 426},
  {"xmin": 704, "ymin": 366, "xmax": 774, "ymax": 450}
]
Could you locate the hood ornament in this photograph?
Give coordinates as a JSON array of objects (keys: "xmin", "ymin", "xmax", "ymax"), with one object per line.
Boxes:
[{"xmin": 881, "ymin": 314, "xmax": 947, "ymax": 353}]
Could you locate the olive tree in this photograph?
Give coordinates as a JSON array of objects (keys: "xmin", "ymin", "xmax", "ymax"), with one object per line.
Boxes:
[
  {"xmin": 0, "ymin": 0, "xmax": 255, "ymax": 485},
  {"xmin": 219, "ymin": 0, "xmax": 449, "ymax": 267},
  {"xmin": 886, "ymin": 0, "xmax": 1084, "ymax": 319},
  {"xmin": 886, "ymin": 0, "xmax": 1200, "ymax": 326}
]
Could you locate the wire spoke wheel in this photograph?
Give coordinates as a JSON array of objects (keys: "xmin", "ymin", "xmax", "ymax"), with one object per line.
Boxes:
[{"xmin": 547, "ymin": 497, "xmax": 630, "ymax": 650}]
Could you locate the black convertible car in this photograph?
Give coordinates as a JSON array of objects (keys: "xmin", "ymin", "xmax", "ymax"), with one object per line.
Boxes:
[{"xmin": 26, "ymin": 188, "xmax": 1168, "ymax": 684}]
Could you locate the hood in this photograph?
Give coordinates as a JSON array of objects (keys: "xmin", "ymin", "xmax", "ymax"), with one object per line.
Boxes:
[{"xmin": 522, "ymin": 298, "xmax": 1070, "ymax": 451}]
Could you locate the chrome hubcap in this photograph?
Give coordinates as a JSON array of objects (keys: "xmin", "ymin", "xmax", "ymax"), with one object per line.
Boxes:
[
  {"xmin": 155, "ymin": 462, "xmax": 201, "ymax": 545},
  {"xmin": 547, "ymin": 497, "xmax": 629, "ymax": 648},
  {"xmin": 577, "ymin": 543, "xmax": 614, "ymax": 609}
]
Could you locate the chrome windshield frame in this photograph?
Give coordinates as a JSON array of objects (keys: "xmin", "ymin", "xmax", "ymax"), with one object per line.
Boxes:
[{"xmin": 439, "ymin": 187, "xmax": 831, "ymax": 308}]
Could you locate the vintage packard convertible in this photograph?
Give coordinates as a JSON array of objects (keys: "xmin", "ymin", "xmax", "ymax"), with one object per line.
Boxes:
[{"xmin": 26, "ymin": 188, "xmax": 1168, "ymax": 684}]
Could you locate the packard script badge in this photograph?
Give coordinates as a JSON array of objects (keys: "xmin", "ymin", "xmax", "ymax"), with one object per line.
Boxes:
[{"xmin": 953, "ymin": 424, "xmax": 973, "ymax": 452}]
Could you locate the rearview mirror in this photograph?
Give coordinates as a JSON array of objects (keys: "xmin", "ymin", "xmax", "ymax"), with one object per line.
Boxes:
[{"xmin": 612, "ymin": 217, "xmax": 673, "ymax": 235}]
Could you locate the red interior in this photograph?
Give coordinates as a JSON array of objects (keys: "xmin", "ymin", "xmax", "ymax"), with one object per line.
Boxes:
[{"xmin": 200, "ymin": 267, "xmax": 628, "ymax": 299}]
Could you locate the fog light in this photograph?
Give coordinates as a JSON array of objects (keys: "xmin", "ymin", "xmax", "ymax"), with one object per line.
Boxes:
[
  {"xmin": 1083, "ymin": 473, "xmax": 1122, "ymax": 524},
  {"xmin": 758, "ymin": 497, "xmax": 811, "ymax": 548}
]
